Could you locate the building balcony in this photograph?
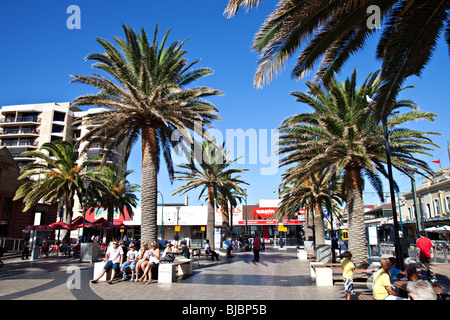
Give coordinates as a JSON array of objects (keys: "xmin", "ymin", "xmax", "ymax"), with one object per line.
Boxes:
[
  {"xmin": 0, "ymin": 116, "xmax": 41, "ymax": 126},
  {"xmin": 0, "ymin": 128, "xmax": 39, "ymax": 138}
]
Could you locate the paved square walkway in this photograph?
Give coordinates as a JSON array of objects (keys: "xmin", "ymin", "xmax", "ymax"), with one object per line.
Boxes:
[{"xmin": 0, "ymin": 247, "xmax": 343, "ymax": 300}]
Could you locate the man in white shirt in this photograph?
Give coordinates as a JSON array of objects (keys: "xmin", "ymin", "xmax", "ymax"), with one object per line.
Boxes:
[{"xmin": 91, "ymin": 241, "xmax": 124, "ymax": 284}]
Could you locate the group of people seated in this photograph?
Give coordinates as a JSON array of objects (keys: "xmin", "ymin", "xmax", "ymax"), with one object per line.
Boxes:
[
  {"xmin": 91, "ymin": 239, "xmax": 195, "ymax": 285},
  {"xmin": 341, "ymin": 251, "xmax": 439, "ymax": 300},
  {"xmin": 371, "ymin": 256, "xmax": 437, "ymax": 300}
]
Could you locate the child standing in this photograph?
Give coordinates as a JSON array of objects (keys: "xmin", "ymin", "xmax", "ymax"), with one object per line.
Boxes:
[{"xmin": 341, "ymin": 251, "xmax": 355, "ymax": 300}]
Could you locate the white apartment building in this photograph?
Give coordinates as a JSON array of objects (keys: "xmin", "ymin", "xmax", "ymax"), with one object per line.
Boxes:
[
  {"xmin": 0, "ymin": 102, "xmax": 128, "ymax": 172},
  {"xmin": 0, "ymin": 102, "xmax": 129, "ymax": 217},
  {"xmin": 0, "ymin": 102, "xmax": 79, "ymax": 169}
]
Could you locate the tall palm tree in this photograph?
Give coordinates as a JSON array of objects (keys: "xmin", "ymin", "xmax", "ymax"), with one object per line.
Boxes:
[
  {"xmin": 277, "ymin": 167, "xmax": 344, "ymax": 246},
  {"xmin": 173, "ymin": 141, "xmax": 248, "ymax": 250},
  {"xmin": 88, "ymin": 165, "xmax": 140, "ymax": 238},
  {"xmin": 224, "ymin": 0, "xmax": 450, "ymax": 122},
  {"xmin": 277, "ymin": 70, "xmax": 439, "ymax": 267},
  {"xmin": 70, "ymin": 24, "xmax": 222, "ymax": 243},
  {"xmin": 13, "ymin": 140, "xmax": 91, "ymax": 242}
]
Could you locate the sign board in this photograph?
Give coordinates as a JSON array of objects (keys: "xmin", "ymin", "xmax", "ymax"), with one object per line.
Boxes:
[
  {"xmin": 175, "ymin": 226, "xmax": 181, "ymax": 232},
  {"xmin": 238, "ymin": 220, "xmax": 304, "ymax": 225},
  {"xmin": 254, "ymin": 207, "xmax": 277, "ymax": 218},
  {"xmin": 368, "ymin": 226, "xmax": 378, "ymax": 245},
  {"xmin": 278, "ymin": 225, "xmax": 287, "ymax": 232},
  {"xmin": 201, "ymin": 226, "xmax": 205, "ymax": 231}
]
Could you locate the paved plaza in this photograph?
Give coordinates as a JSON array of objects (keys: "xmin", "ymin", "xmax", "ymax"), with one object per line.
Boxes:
[{"xmin": 0, "ymin": 246, "xmax": 449, "ymax": 302}]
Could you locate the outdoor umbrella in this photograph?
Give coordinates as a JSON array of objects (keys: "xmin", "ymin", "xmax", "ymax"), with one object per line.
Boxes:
[
  {"xmin": 435, "ymin": 225, "xmax": 450, "ymax": 233},
  {"xmin": 425, "ymin": 226, "xmax": 450, "ymax": 233},
  {"xmin": 71, "ymin": 216, "xmax": 96, "ymax": 229},
  {"xmin": 93, "ymin": 218, "xmax": 115, "ymax": 229},
  {"xmin": 49, "ymin": 222, "xmax": 77, "ymax": 231}
]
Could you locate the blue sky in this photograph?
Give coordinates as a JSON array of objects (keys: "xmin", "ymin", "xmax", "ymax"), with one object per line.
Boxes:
[{"xmin": 1, "ymin": 1, "xmax": 449, "ymax": 208}]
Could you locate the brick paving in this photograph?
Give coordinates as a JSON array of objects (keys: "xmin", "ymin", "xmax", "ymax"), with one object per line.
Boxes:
[{"xmin": 0, "ymin": 246, "xmax": 448, "ymax": 301}]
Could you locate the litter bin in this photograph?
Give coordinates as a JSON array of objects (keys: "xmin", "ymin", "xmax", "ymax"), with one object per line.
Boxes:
[
  {"xmin": 316, "ymin": 245, "xmax": 332, "ymax": 263},
  {"xmin": 80, "ymin": 242, "xmax": 99, "ymax": 263}
]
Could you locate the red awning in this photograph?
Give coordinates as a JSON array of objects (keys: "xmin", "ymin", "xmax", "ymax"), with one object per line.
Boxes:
[{"xmin": 23, "ymin": 225, "xmax": 53, "ymax": 231}]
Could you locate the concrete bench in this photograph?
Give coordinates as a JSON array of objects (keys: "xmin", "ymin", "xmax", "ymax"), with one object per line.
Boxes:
[
  {"xmin": 158, "ymin": 259, "xmax": 197, "ymax": 283},
  {"xmin": 310, "ymin": 264, "xmax": 333, "ymax": 286},
  {"xmin": 93, "ymin": 261, "xmax": 111, "ymax": 281},
  {"xmin": 310, "ymin": 261, "xmax": 375, "ymax": 286},
  {"xmin": 297, "ymin": 250, "xmax": 308, "ymax": 260},
  {"xmin": 305, "ymin": 250, "xmax": 316, "ymax": 260}
]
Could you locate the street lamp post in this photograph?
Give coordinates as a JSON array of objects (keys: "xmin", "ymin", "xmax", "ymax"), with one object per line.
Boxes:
[
  {"xmin": 367, "ymin": 96, "xmax": 403, "ymax": 270},
  {"xmin": 383, "ymin": 123, "xmax": 403, "ymax": 270},
  {"xmin": 243, "ymin": 188, "xmax": 248, "ymax": 234},
  {"xmin": 328, "ymin": 179, "xmax": 336, "ymax": 263},
  {"xmin": 81, "ymin": 179, "xmax": 92, "ymax": 243}
]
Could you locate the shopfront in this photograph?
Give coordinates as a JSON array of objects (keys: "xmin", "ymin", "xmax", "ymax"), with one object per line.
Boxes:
[{"xmin": 234, "ymin": 206, "xmax": 305, "ymax": 245}]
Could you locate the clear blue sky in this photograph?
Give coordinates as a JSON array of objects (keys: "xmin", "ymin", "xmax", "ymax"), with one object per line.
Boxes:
[{"xmin": 1, "ymin": 1, "xmax": 449, "ymax": 208}]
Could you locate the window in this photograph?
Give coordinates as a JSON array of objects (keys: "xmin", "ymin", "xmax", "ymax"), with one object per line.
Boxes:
[
  {"xmin": 434, "ymin": 199, "xmax": 440, "ymax": 216},
  {"xmin": 445, "ymin": 196, "xmax": 450, "ymax": 214},
  {"xmin": 53, "ymin": 111, "xmax": 66, "ymax": 122},
  {"xmin": 426, "ymin": 203, "xmax": 432, "ymax": 219},
  {"xmin": 52, "ymin": 124, "xmax": 64, "ymax": 133}
]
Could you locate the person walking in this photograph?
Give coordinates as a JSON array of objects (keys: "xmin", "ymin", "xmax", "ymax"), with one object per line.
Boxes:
[
  {"xmin": 253, "ymin": 233, "xmax": 261, "ymax": 262},
  {"xmin": 416, "ymin": 230, "xmax": 434, "ymax": 278}
]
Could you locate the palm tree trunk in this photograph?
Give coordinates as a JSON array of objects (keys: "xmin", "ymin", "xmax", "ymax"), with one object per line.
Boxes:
[
  {"xmin": 141, "ymin": 127, "xmax": 159, "ymax": 244},
  {"xmin": 107, "ymin": 206, "xmax": 115, "ymax": 241},
  {"xmin": 346, "ymin": 165, "xmax": 368, "ymax": 268},
  {"xmin": 207, "ymin": 185, "xmax": 216, "ymax": 251},
  {"xmin": 314, "ymin": 200, "xmax": 325, "ymax": 245},
  {"xmin": 221, "ymin": 201, "xmax": 230, "ymax": 242},
  {"xmin": 61, "ymin": 197, "xmax": 74, "ymax": 244},
  {"xmin": 305, "ymin": 203, "xmax": 314, "ymax": 241}
]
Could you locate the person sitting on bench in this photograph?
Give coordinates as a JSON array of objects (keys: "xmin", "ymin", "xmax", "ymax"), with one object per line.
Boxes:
[
  {"xmin": 177, "ymin": 241, "xmax": 190, "ymax": 259},
  {"xmin": 91, "ymin": 240, "xmax": 124, "ymax": 284},
  {"xmin": 205, "ymin": 239, "xmax": 220, "ymax": 261}
]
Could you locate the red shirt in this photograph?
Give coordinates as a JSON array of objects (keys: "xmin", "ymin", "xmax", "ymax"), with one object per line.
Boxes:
[
  {"xmin": 417, "ymin": 237, "xmax": 433, "ymax": 258},
  {"xmin": 253, "ymin": 236, "xmax": 261, "ymax": 250}
]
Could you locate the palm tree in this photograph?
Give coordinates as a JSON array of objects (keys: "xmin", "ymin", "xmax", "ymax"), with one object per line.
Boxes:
[
  {"xmin": 224, "ymin": 0, "xmax": 450, "ymax": 122},
  {"xmin": 88, "ymin": 165, "xmax": 140, "ymax": 239},
  {"xmin": 277, "ymin": 167, "xmax": 344, "ymax": 246},
  {"xmin": 13, "ymin": 140, "xmax": 91, "ymax": 242},
  {"xmin": 217, "ymin": 183, "xmax": 246, "ymax": 240},
  {"xmin": 70, "ymin": 24, "xmax": 222, "ymax": 243},
  {"xmin": 173, "ymin": 141, "xmax": 248, "ymax": 250},
  {"xmin": 277, "ymin": 70, "xmax": 439, "ymax": 267}
]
